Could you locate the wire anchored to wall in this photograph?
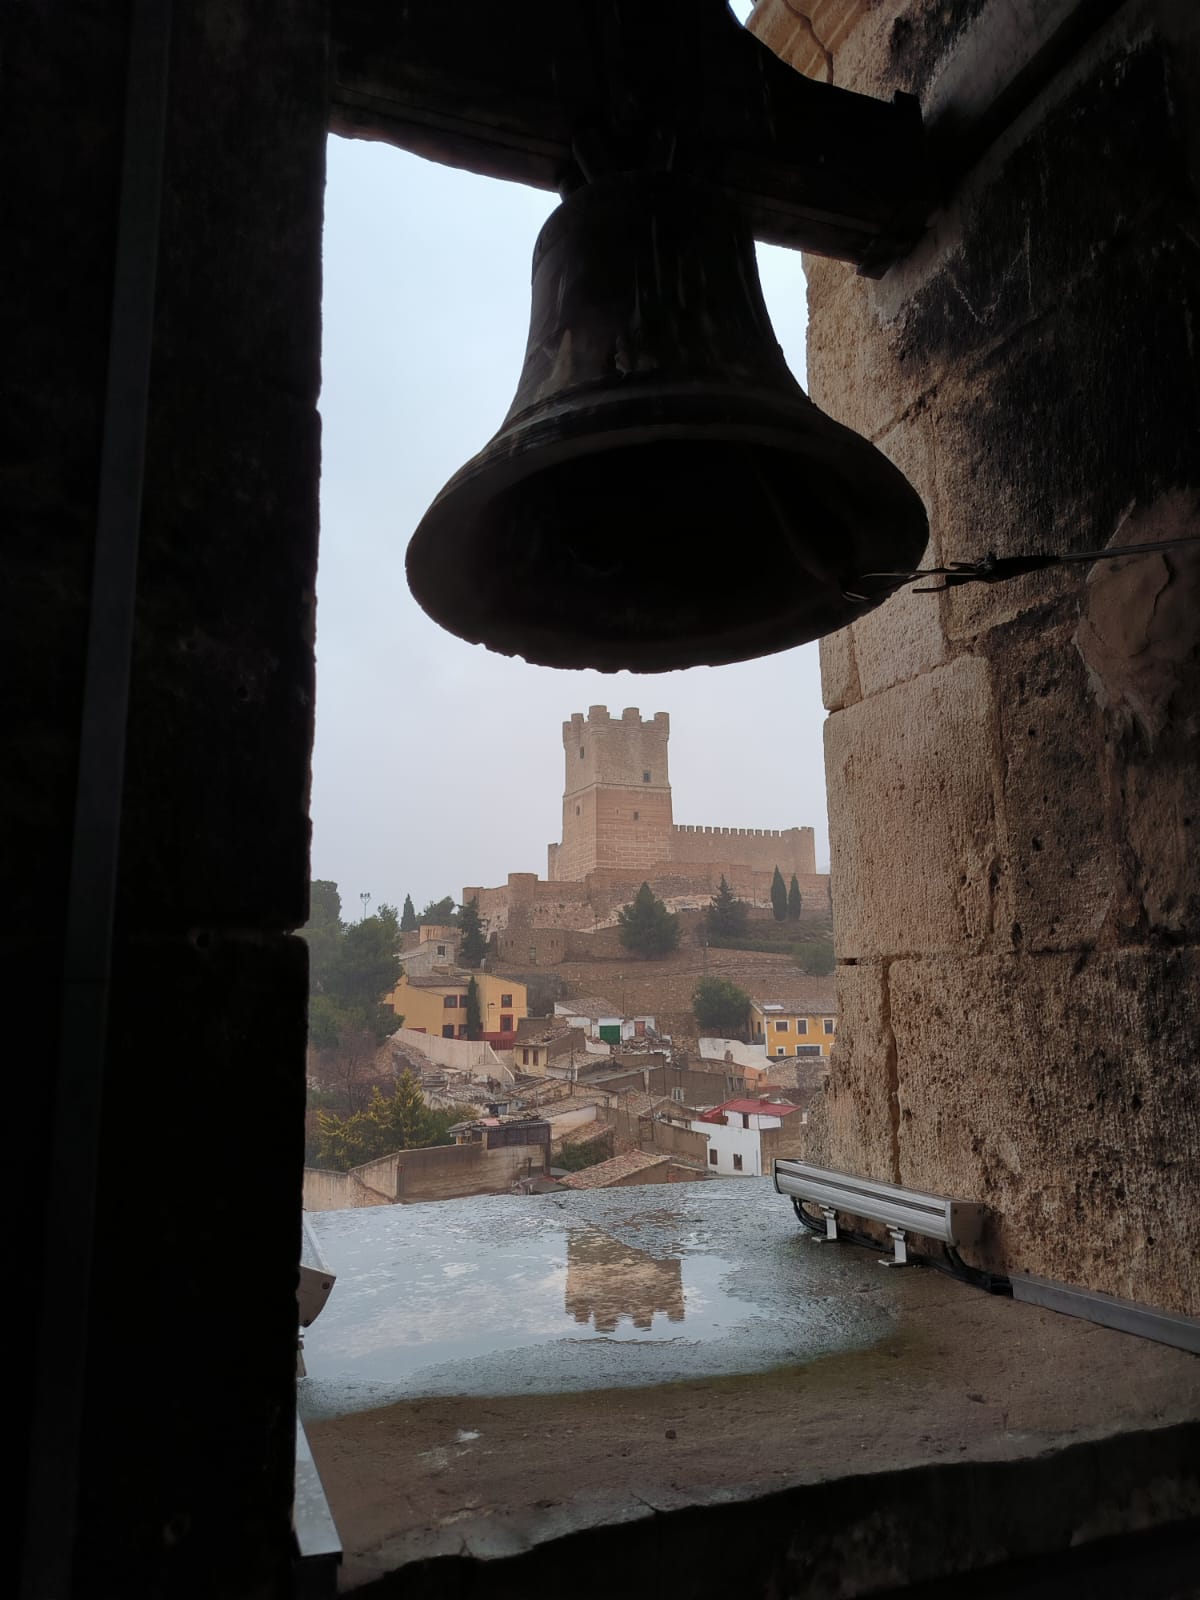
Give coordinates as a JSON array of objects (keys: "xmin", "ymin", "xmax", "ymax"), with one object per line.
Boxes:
[{"xmin": 850, "ymin": 534, "xmax": 1200, "ymax": 599}]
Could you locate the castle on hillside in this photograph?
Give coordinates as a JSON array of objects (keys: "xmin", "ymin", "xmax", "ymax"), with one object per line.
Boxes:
[
  {"xmin": 465, "ymin": 707, "xmax": 829, "ymax": 946},
  {"xmin": 549, "ymin": 707, "xmax": 815, "ymax": 883}
]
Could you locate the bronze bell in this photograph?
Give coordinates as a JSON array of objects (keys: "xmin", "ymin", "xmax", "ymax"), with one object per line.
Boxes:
[{"xmin": 406, "ymin": 171, "xmax": 928, "ymax": 672}]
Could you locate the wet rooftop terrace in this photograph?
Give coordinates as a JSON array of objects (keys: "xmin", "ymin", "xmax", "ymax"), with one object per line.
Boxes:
[{"xmin": 300, "ymin": 1180, "xmax": 1200, "ymax": 1595}]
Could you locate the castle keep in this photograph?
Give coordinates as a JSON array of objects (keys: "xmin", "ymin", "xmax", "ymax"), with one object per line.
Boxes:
[{"xmin": 466, "ymin": 707, "xmax": 827, "ymax": 936}]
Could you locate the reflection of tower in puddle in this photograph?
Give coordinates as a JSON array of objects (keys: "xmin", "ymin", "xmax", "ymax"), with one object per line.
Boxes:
[{"xmin": 564, "ymin": 1227, "xmax": 685, "ymax": 1333}]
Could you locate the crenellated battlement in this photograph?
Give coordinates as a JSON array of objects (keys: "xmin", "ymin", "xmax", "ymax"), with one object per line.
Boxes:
[
  {"xmin": 562, "ymin": 705, "xmax": 669, "ymax": 742},
  {"xmin": 673, "ymin": 825, "xmax": 811, "ymax": 839}
]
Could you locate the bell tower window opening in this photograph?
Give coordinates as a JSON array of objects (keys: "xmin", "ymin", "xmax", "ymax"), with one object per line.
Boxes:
[{"xmin": 643, "ymin": 770, "xmax": 650, "ymax": 782}]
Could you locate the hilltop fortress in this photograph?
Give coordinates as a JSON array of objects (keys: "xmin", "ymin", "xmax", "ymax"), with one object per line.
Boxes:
[{"xmin": 465, "ymin": 707, "xmax": 829, "ymax": 948}]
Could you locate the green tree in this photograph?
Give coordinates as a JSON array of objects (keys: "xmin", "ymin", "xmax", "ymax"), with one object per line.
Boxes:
[
  {"xmin": 692, "ymin": 976, "xmax": 751, "ymax": 1037},
  {"xmin": 793, "ymin": 936, "xmax": 835, "ymax": 976},
  {"xmin": 556, "ymin": 1134, "xmax": 613, "ymax": 1172},
  {"xmin": 420, "ymin": 894, "xmax": 457, "ymax": 925},
  {"xmin": 368, "ymin": 1070, "xmax": 436, "ymax": 1152},
  {"xmin": 787, "ymin": 874, "xmax": 803, "ymax": 921},
  {"xmin": 302, "ymin": 880, "xmax": 404, "ymax": 1113},
  {"xmin": 770, "ymin": 865, "xmax": 788, "ymax": 922},
  {"xmin": 458, "ymin": 897, "xmax": 487, "ymax": 968},
  {"xmin": 617, "ymin": 882, "xmax": 680, "ymax": 959},
  {"xmin": 400, "ymin": 893, "xmax": 418, "ymax": 932},
  {"xmin": 313, "ymin": 1106, "xmax": 378, "ymax": 1171},
  {"xmin": 464, "ymin": 976, "xmax": 483, "ymax": 1040},
  {"xmin": 313, "ymin": 1075, "xmax": 480, "ymax": 1170},
  {"xmin": 706, "ymin": 874, "xmax": 748, "ymax": 942}
]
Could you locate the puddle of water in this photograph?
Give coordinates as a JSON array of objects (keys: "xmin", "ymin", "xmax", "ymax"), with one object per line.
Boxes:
[
  {"xmin": 302, "ymin": 1222, "xmax": 747, "ymax": 1384},
  {"xmin": 298, "ymin": 1189, "xmax": 897, "ymax": 1417}
]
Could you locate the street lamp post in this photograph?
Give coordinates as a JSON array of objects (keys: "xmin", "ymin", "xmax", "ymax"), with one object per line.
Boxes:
[{"xmin": 359, "ymin": 891, "xmax": 371, "ymax": 922}]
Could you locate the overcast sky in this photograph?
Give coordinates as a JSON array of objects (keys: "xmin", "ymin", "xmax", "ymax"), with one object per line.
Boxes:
[{"xmin": 313, "ymin": 124, "xmax": 828, "ymax": 919}]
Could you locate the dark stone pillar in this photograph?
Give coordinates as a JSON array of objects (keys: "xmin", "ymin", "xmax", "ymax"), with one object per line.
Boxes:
[{"xmin": 7, "ymin": 2, "xmax": 328, "ymax": 1593}]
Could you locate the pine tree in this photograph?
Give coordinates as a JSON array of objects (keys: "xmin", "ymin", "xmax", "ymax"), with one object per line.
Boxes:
[
  {"xmin": 458, "ymin": 897, "xmax": 487, "ymax": 968},
  {"xmin": 617, "ymin": 882, "xmax": 681, "ymax": 959},
  {"xmin": 706, "ymin": 874, "xmax": 748, "ymax": 941},
  {"xmin": 787, "ymin": 874, "xmax": 802, "ymax": 921},
  {"xmin": 369, "ymin": 1070, "xmax": 435, "ymax": 1152},
  {"xmin": 465, "ymin": 976, "xmax": 483, "ymax": 1040},
  {"xmin": 770, "ymin": 865, "xmax": 788, "ymax": 922},
  {"xmin": 400, "ymin": 894, "xmax": 418, "ymax": 932}
]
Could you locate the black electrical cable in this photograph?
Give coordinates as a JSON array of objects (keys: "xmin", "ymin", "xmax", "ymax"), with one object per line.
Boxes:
[{"xmin": 791, "ymin": 1198, "xmax": 1011, "ymax": 1295}]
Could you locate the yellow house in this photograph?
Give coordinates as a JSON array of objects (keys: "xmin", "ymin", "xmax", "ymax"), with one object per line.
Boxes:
[
  {"xmin": 386, "ymin": 971, "xmax": 528, "ymax": 1040},
  {"xmin": 750, "ymin": 995, "xmax": 837, "ymax": 1060}
]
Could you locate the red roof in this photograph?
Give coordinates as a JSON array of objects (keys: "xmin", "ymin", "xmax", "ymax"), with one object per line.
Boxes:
[{"xmin": 698, "ymin": 1097, "xmax": 801, "ymax": 1122}]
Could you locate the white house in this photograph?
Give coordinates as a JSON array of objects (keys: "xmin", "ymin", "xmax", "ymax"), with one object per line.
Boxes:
[
  {"xmin": 554, "ymin": 997, "xmax": 656, "ymax": 1044},
  {"xmin": 691, "ymin": 1096, "xmax": 804, "ymax": 1178}
]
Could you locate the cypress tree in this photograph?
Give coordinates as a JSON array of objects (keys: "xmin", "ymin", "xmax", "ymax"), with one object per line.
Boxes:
[
  {"xmin": 787, "ymin": 874, "xmax": 802, "ymax": 921},
  {"xmin": 770, "ymin": 865, "xmax": 788, "ymax": 922}
]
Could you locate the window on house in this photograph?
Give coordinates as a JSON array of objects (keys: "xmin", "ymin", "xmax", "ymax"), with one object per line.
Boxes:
[
  {"xmin": 579, "ymin": 746, "xmax": 585, "ymax": 758},
  {"xmin": 457, "ymin": 1024, "xmax": 468, "ymax": 1037},
  {"xmin": 798, "ymin": 1045, "xmax": 822, "ymax": 1056},
  {"xmin": 443, "ymin": 994, "xmax": 457, "ymax": 1008},
  {"xmin": 500, "ymin": 993, "xmax": 513, "ymax": 1006},
  {"xmin": 741, "ymin": 1113, "xmax": 750, "ymax": 1128},
  {"xmin": 733, "ymin": 1153, "xmax": 743, "ymax": 1171},
  {"xmin": 671, "ymin": 1087, "xmax": 684, "ymax": 1102},
  {"xmin": 633, "ymin": 810, "xmax": 639, "ymax": 820},
  {"xmin": 776, "ymin": 1047, "xmax": 786, "ymax": 1057},
  {"xmin": 575, "ymin": 805, "xmax": 580, "ymax": 815},
  {"xmin": 500, "ymin": 1014, "xmax": 513, "ymax": 1031},
  {"xmin": 442, "ymin": 1025, "xmax": 455, "ymax": 1038},
  {"xmin": 436, "ymin": 944, "xmax": 446, "ymax": 956},
  {"xmin": 796, "ymin": 1018, "xmax": 808, "ymax": 1034},
  {"xmin": 522, "ymin": 1048, "xmax": 530, "ymax": 1065},
  {"xmin": 824, "ymin": 1018, "xmax": 836, "ymax": 1035},
  {"xmin": 643, "ymin": 770, "xmax": 650, "ymax": 782},
  {"xmin": 708, "ymin": 1148, "xmax": 718, "ymax": 1165},
  {"xmin": 775, "ymin": 1021, "xmax": 788, "ymax": 1033}
]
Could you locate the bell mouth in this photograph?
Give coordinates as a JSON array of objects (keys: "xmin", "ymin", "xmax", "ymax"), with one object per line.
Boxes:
[{"xmin": 406, "ymin": 397, "xmax": 928, "ymax": 672}]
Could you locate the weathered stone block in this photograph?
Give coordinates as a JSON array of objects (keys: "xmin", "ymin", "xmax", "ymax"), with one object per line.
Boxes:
[
  {"xmin": 826, "ymin": 654, "xmax": 1010, "ymax": 959},
  {"xmin": 1074, "ymin": 492, "xmax": 1200, "ymax": 944},
  {"xmin": 847, "ymin": 410, "xmax": 946, "ymax": 699},
  {"xmin": 888, "ymin": 948, "xmax": 1200, "ymax": 1314},
  {"xmin": 804, "ymin": 255, "xmax": 930, "ymax": 443},
  {"xmin": 818, "ymin": 960, "xmax": 898, "ymax": 1183},
  {"xmin": 990, "ymin": 615, "xmax": 1121, "ymax": 952},
  {"xmin": 818, "ymin": 624, "xmax": 859, "ymax": 712}
]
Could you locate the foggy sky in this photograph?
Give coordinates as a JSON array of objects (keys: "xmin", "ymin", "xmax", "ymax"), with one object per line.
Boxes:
[{"xmin": 312, "ymin": 131, "xmax": 829, "ymax": 919}]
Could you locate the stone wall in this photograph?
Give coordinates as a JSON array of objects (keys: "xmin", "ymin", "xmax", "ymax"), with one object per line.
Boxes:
[
  {"xmin": 303, "ymin": 1155, "xmax": 400, "ymax": 1212},
  {"xmin": 471, "ymin": 865, "xmax": 831, "ymax": 935},
  {"xmin": 394, "ymin": 1139, "xmax": 549, "ymax": 1202},
  {"xmin": 752, "ymin": 0, "xmax": 1200, "ymax": 1312},
  {"xmin": 669, "ymin": 823, "xmax": 816, "ymax": 876},
  {"xmin": 8, "ymin": 3, "xmax": 327, "ymax": 1593}
]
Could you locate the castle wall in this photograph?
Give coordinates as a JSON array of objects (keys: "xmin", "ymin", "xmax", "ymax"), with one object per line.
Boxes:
[
  {"xmin": 473, "ymin": 866, "xmax": 831, "ymax": 939},
  {"xmin": 668, "ymin": 823, "xmax": 816, "ymax": 877}
]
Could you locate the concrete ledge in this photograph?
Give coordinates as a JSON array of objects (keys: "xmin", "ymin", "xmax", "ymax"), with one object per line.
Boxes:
[{"xmin": 347, "ymin": 1423, "xmax": 1200, "ymax": 1598}]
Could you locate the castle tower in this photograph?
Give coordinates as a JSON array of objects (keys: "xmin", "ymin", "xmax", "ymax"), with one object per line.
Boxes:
[{"xmin": 548, "ymin": 707, "xmax": 673, "ymax": 881}]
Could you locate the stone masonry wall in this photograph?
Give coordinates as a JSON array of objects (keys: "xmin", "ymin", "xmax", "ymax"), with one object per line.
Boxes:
[
  {"xmin": 394, "ymin": 1140, "xmax": 548, "ymax": 1202},
  {"xmin": 669, "ymin": 823, "xmax": 816, "ymax": 876},
  {"xmin": 752, "ymin": 0, "xmax": 1200, "ymax": 1311},
  {"xmin": 7, "ymin": 3, "xmax": 327, "ymax": 1594}
]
